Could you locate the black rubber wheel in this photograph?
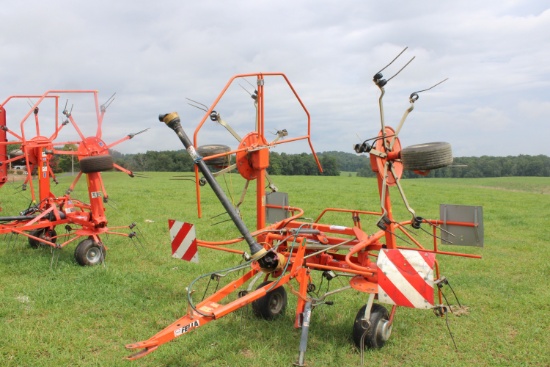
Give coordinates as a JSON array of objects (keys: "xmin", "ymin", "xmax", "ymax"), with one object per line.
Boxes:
[
  {"xmin": 251, "ymin": 281, "xmax": 287, "ymax": 320},
  {"xmin": 352, "ymin": 303, "xmax": 392, "ymax": 349},
  {"xmin": 28, "ymin": 228, "xmax": 57, "ymax": 249},
  {"xmin": 401, "ymin": 142, "xmax": 453, "ymax": 171},
  {"xmin": 74, "ymin": 238, "xmax": 105, "ymax": 266},
  {"xmin": 197, "ymin": 145, "xmax": 231, "ymax": 166},
  {"xmin": 79, "ymin": 155, "xmax": 114, "ymax": 173}
]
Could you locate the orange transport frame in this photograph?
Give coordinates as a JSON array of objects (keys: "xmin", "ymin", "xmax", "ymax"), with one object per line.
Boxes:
[
  {"xmin": 126, "ymin": 72, "xmax": 482, "ymax": 363},
  {"xmin": 0, "ymin": 90, "xmax": 142, "ymax": 263}
]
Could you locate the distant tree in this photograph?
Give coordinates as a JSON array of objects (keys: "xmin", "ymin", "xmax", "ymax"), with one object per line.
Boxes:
[
  {"xmin": 320, "ymin": 155, "xmax": 340, "ymax": 176},
  {"xmin": 357, "ymin": 160, "xmax": 376, "ymax": 177},
  {"xmin": 56, "ymin": 144, "xmax": 79, "ymax": 173},
  {"xmin": 7, "ymin": 142, "xmax": 21, "ymax": 155},
  {"xmin": 268, "ymin": 152, "xmax": 283, "ymax": 175}
]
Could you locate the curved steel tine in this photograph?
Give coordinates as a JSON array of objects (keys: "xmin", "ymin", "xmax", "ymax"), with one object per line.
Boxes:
[
  {"xmin": 386, "ymin": 56, "xmax": 415, "ymax": 83},
  {"xmin": 412, "ymin": 78, "xmax": 449, "ymax": 95},
  {"xmin": 186, "ymin": 98, "xmax": 209, "ymax": 112},
  {"xmin": 376, "ymin": 46, "xmax": 409, "ymax": 75}
]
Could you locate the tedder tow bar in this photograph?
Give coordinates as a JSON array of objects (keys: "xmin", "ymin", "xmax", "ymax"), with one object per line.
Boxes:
[{"xmin": 126, "ymin": 60, "xmax": 483, "ymax": 365}]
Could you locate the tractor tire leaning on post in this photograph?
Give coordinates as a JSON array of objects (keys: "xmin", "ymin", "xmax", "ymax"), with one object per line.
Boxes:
[
  {"xmin": 251, "ymin": 281, "xmax": 288, "ymax": 320},
  {"xmin": 401, "ymin": 142, "xmax": 453, "ymax": 171},
  {"xmin": 196, "ymin": 145, "xmax": 231, "ymax": 167},
  {"xmin": 79, "ymin": 155, "xmax": 114, "ymax": 173},
  {"xmin": 352, "ymin": 303, "xmax": 392, "ymax": 349},
  {"xmin": 74, "ymin": 238, "xmax": 105, "ymax": 266}
]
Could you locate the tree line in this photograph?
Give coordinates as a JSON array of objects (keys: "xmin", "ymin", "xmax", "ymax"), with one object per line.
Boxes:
[
  {"xmin": 108, "ymin": 150, "xmax": 550, "ymax": 178},
  {"xmin": 11, "ymin": 143, "xmax": 550, "ymax": 178},
  {"xmin": 356, "ymin": 154, "xmax": 550, "ymax": 178},
  {"xmin": 109, "ymin": 150, "xmax": 342, "ymax": 176}
]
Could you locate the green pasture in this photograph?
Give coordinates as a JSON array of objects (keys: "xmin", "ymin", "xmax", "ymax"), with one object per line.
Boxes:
[{"xmin": 0, "ymin": 173, "xmax": 548, "ymax": 367}]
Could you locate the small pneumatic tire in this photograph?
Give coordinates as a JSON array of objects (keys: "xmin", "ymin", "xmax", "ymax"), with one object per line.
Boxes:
[
  {"xmin": 79, "ymin": 155, "xmax": 114, "ymax": 173},
  {"xmin": 401, "ymin": 142, "xmax": 453, "ymax": 171},
  {"xmin": 196, "ymin": 145, "xmax": 231, "ymax": 166}
]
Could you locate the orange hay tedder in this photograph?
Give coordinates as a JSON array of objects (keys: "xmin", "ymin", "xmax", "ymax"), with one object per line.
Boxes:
[
  {"xmin": 126, "ymin": 50, "xmax": 483, "ymax": 365},
  {"xmin": 0, "ymin": 90, "xmax": 145, "ymax": 265}
]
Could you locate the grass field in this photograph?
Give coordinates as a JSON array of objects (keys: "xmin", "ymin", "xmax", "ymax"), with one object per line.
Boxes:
[{"xmin": 0, "ymin": 173, "xmax": 549, "ymax": 367}]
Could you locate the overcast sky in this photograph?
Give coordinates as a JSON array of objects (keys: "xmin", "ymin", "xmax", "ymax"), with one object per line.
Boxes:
[{"xmin": 2, "ymin": 1, "xmax": 549, "ymax": 158}]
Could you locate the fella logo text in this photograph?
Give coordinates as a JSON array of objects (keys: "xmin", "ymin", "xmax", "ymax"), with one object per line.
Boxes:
[{"xmin": 174, "ymin": 320, "xmax": 200, "ymax": 336}]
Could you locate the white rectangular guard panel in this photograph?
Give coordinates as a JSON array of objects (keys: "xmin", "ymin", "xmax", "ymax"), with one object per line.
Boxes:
[
  {"xmin": 266, "ymin": 192, "xmax": 289, "ymax": 224},
  {"xmin": 440, "ymin": 204, "xmax": 484, "ymax": 247},
  {"xmin": 377, "ymin": 249, "xmax": 435, "ymax": 309},
  {"xmin": 168, "ymin": 219, "xmax": 199, "ymax": 263}
]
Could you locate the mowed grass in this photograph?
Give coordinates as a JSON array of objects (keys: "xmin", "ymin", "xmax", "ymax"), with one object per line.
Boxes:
[{"xmin": 0, "ymin": 173, "xmax": 549, "ymax": 367}]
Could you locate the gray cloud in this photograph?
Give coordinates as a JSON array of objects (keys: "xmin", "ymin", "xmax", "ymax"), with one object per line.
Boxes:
[{"xmin": 2, "ymin": 1, "xmax": 549, "ymax": 157}]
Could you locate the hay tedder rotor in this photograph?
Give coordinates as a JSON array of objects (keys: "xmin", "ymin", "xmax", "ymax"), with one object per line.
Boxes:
[
  {"xmin": 126, "ymin": 52, "xmax": 483, "ymax": 365},
  {"xmin": 0, "ymin": 90, "xmax": 144, "ymax": 265}
]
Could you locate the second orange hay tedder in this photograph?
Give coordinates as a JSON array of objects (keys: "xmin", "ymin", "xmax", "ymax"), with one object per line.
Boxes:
[
  {"xmin": 0, "ymin": 90, "xmax": 145, "ymax": 265},
  {"xmin": 126, "ymin": 53, "xmax": 483, "ymax": 365}
]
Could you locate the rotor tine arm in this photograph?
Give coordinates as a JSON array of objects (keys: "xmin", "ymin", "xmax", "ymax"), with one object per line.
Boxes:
[
  {"xmin": 100, "ymin": 92, "xmax": 116, "ymax": 113},
  {"xmin": 130, "ymin": 128, "xmax": 150, "ymax": 138},
  {"xmin": 66, "ymin": 171, "xmax": 83, "ymax": 195},
  {"xmin": 389, "ymin": 103, "xmax": 415, "ymax": 150},
  {"xmin": 106, "ymin": 128, "xmax": 149, "ymax": 150},
  {"xmin": 1, "ymin": 126, "xmax": 23, "ymax": 141},
  {"xmin": 132, "ymin": 172, "xmax": 149, "ymax": 178},
  {"xmin": 52, "ymin": 147, "xmax": 79, "ymax": 156},
  {"xmin": 217, "ymin": 116, "xmax": 242, "ymax": 142},
  {"xmin": 378, "ymin": 163, "xmax": 390, "ymax": 219},
  {"xmin": 66, "ymin": 114, "xmax": 87, "ymax": 142},
  {"xmin": 98, "ymin": 174, "xmax": 109, "ymax": 201},
  {"xmin": 25, "ymin": 163, "xmax": 37, "ymax": 203},
  {"xmin": 412, "ymin": 78, "xmax": 449, "ymax": 96},
  {"xmin": 112, "ymin": 163, "xmax": 136, "ymax": 177},
  {"xmin": 270, "ymin": 129, "xmax": 288, "ymax": 144},
  {"xmin": 377, "ymin": 88, "xmax": 387, "ymax": 141},
  {"xmin": 235, "ymin": 180, "xmax": 250, "ymax": 209},
  {"xmin": 211, "ymin": 163, "xmax": 237, "ymax": 177},
  {"xmin": 389, "ymin": 164, "xmax": 417, "ymax": 220},
  {"xmin": 48, "ymin": 166, "xmax": 58, "ymax": 184},
  {"xmin": 1, "ymin": 154, "xmax": 25, "ymax": 166},
  {"xmin": 264, "ymin": 172, "xmax": 278, "ymax": 192},
  {"xmin": 48, "ymin": 118, "xmax": 71, "ymax": 141},
  {"xmin": 389, "ymin": 78, "xmax": 448, "ymax": 150},
  {"xmin": 105, "ymin": 136, "xmax": 131, "ymax": 150}
]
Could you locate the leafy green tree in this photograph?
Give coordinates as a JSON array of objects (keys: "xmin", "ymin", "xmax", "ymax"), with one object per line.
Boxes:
[
  {"xmin": 56, "ymin": 144, "xmax": 79, "ymax": 173},
  {"xmin": 268, "ymin": 152, "xmax": 283, "ymax": 175},
  {"xmin": 320, "ymin": 155, "xmax": 339, "ymax": 176}
]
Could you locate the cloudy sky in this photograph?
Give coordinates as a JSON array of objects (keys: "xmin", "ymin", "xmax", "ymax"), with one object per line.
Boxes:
[{"xmin": 2, "ymin": 1, "xmax": 549, "ymax": 158}]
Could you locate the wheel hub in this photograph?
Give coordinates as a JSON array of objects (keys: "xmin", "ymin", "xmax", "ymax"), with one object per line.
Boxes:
[
  {"xmin": 377, "ymin": 320, "xmax": 392, "ymax": 342},
  {"xmin": 87, "ymin": 248, "xmax": 102, "ymax": 262},
  {"xmin": 269, "ymin": 293, "xmax": 283, "ymax": 313}
]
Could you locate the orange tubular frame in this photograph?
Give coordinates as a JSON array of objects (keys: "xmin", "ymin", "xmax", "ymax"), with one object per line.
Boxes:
[
  {"xmin": 191, "ymin": 73, "xmax": 322, "ymax": 228},
  {"xmin": 126, "ymin": 72, "xmax": 482, "ymax": 363},
  {"xmin": 0, "ymin": 90, "xmax": 141, "ymax": 259}
]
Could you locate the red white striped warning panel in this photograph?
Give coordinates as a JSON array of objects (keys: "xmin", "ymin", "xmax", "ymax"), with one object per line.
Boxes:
[
  {"xmin": 377, "ymin": 249, "xmax": 435, "ymax": 309},
  {"xmin": 168, "ymin": 219, "xmax": 198, "ymax": 263}
]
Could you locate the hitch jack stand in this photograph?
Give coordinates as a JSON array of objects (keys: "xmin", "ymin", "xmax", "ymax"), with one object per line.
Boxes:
[{"xmin": 294, "ymin": 301, "xmax": 313, "ymax": 367}]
